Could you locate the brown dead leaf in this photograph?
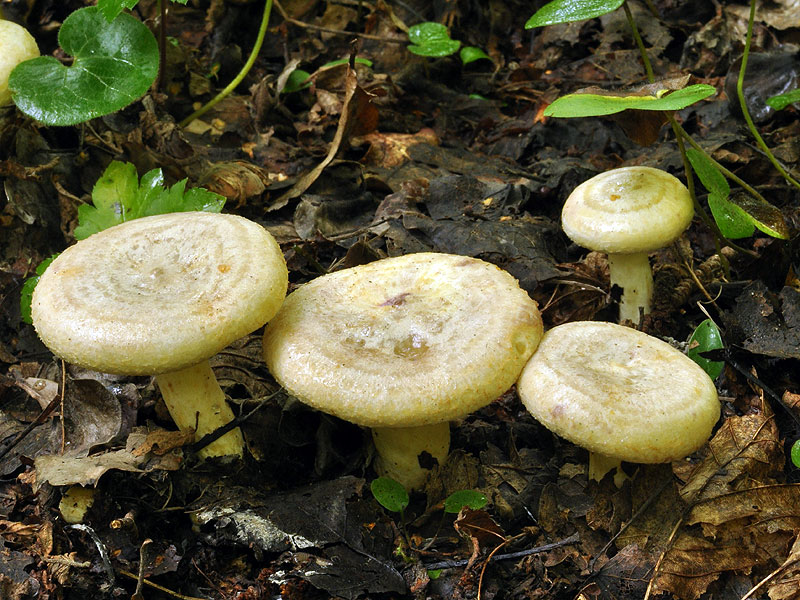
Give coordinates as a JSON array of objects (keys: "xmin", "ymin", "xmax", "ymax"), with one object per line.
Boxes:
[
  {"xmin": 768, "ymin": 533, "xmax": 800, "ymax": 600},
  {"xmin": 687, "ymin": 485, "xmax": 800, "ymax": 533},
  {"xmin": 454, "ymin": 507, "xmax": 506, "ymax": 550},
  {"xmin": 130, "ymin": 427, "xmax": 194, "ymax": 457},
  {"xmin": 357, "ymin": 129, "xmax": 440, "ymax": 168},
  {"xmin": 679, "ymin": 406, "xmax": 782, "ymax": 504}
]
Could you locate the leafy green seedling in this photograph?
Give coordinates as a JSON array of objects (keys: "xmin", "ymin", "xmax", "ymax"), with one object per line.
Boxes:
[
  {"xmin": 460, "ymin": 47, "xmax": 491, "ymax": 66},
  {"xmin": 443, "ymin": 489, "xmax": 488, "ymax": 513},
  {"xmin": 687, "ymin": 149, "xmax": 789, "ymax": 240},
  {"xmin": 74, "ymin": 161, "xmax": 225, "ymax": 240},
  {"xmin": 370, "ymin": 476, "xmax": 409, "ymax": 513},
  {"xmin": 20, "ymin": 161, "xmax": 225, "ymax": 323},
  {"xmin": 526, "ymin": 0, "xmax": 624, "ymax": 28},
  {"xmin": 407, "ymin": 22, "xmax": 461, "ymax": 57},
  {"xmin": 19, "ymin": 255, "xmax": 59, "ymax": 325},
  {"xmin": 9, "ymin": 7, "xmax": 159, "ymax": 126},
  {"xmin": 543, "ymin": 84, "xmax": 716, "ymax": 118},
  {"xmin": 766, "ymin": 88, "xmax": 800, "ymax": 111},
  {"xmin": 321, "ymin": 57, "xmax": 374, "ymax": 69},
  {"xmin": 687, "ymin": 319, "xmax": 725, "ymax": 381},
  {"xmin": 791, "ymin": 439, "xmax": 800, "ymax": 468}
]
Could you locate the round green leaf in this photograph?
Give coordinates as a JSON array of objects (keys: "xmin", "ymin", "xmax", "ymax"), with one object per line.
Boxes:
[
  {"xmin": 9, "ymin": 6, "xmax": 159, "ymax": 126},
  {"xmin": 408, "ymin": 22, "xmax": 460, "ymax": 57},
  {"xmin": 460, "ymin": 46, "xmax": 491, "ymax": 66},
  {"xmin": 443, "ymin": 490, "xmax": 488, "ymax": 514},
  {"xmin": 687, "ymin": 319, "xmax": 725, "ymax": 380},
  {"xmin": 281, "ymin": 69, "xmax": 312, "ymax": 94},
  {"xmin": 727, "ymin": 191, "xmax": 789, "ymax": 240},
  {"xmin": 370, "ymin": 477, "xmax": 409, "ymax": 513},
  {"xmin": 791, "ymin": 439, "xmax": 800, "ymax": 468}
]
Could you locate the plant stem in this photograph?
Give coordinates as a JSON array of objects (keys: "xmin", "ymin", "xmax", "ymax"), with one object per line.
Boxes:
[
  {"xmin": 736, "ymin": 0, "xmax": 800, "ymax": 191},
  {"xmin": 623, "ymin": 1, "xmax": 654, "ymax": 83},
  {"xmin": 179, "ymin": 0, "xmax": 274, "ymax": 128}
]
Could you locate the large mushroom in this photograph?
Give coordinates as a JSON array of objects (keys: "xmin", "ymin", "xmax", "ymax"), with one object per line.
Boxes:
[
  {"xmin": 32, "ymin": 212, "xmax": 288, "ymax": 459},
  {"xmin": 561, "ymin": 166, "xmax": 694, "ymax": 323},
  {"xmin": 262, "ymin": 252, "xmax": 543, "ymax": 490},
  {"xmin": 517, "ymin": 321, "xmax": 720, "ymax": 486}
]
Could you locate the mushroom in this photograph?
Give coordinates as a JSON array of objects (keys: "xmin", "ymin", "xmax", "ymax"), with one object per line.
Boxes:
[
  {"xmin": 517, "ymin": 321, "xmax": 719, "ymax": 486},
  {"xmin": 262, "ymin": 252, "xmax": 543, "ymax": 490},
  {"xmin": 561, "ymin": 166, "xmax": 694, "ymax": 323},
  {"xmin": 32, "ymin": 212, "xmax": 288, "ymax": 459},
  {"xmin": 0, "ymin": 20, "xmax": 39, "ymax": 106}
]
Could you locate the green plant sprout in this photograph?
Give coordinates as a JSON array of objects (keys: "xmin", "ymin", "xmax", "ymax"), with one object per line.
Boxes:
[
  {"xmin": 407, "ymin": 22, "xmax": 491, "ymax": 66},
  {"xmin": 525, "ymin": 0, "xmax": 791, "ymax": 255},
  {"xmin": 791, "ymin": 439, "xmax": 800, "ymax": 469},
  {"xmin": 767, "ymin": 89, "xmax": 800, "ymax": 111},
  {"xmin": 687, "ymin": 319, "xmax": 725, "ymax": 381},
  {"xmin": 280, "ymin": 58, "xmax": 373, "ymax": 94},
  {"xmin": 19, "ymin": 161, "xmax": 225, "ymax": 324},
  {"xmin": 8, "ymin": 7, "xmax": 159, "ymax": 126}
]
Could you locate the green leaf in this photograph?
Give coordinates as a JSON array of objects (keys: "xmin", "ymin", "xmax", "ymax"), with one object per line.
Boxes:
[
  {"xmin": 460, "ymin": 46, "xmax": 491, "ymax": 66},
  {"xmin": 687, "ymin": 319, "xmax": 725, "ymax": 380},
  {"xmin": 74, "ymin": 161, "xmax": 225, "ymax": 240},
  {"xmin": 20, "ymin": 255, "xmax": 60, "ymax": 325},
  {"xmin": 686, "ymin": 149, "xmax": 729, "ymax": 198},
  {"xmin": 370, "ymin": 477, "xmax": 409, "ymax": 513},
  {"xmin": 791, "ymin": 439, "xmax": 800, "ymax": 468},
  {"xmin": 281, "ymin": 69, "xmax": 312, "ymax": 94},
  {"xmin": 526, "ymin": 0, "xmax": 625, "ymax": 28},
  {"xmin": 321, "ymin": 57, "xmax": 373, "ymax": 68},
  {"xmin": 97, "ymin": 0, "xmax": 140, "ymax": 21},
  {"xmin": 543, "ymin": 84, "xmax": 716, "ymax": 118},
  {"xmin": 766, "ymin": 88, "xmax": 800, "ymax": 111},
  {"xmin": 407, "ymin": 22, "xmax": 461, "ymax": 57},
  {"xmin": 9, "ymin": 7, "xmax": 159, "ymax": 126},
  {"xmin": 727, "ymin": 191, "xmax": 789, "ymax": 240},
  {"xmin": 707, "ymin": 194, "xmax": 755, "ymax": 239},
  {"xmin": 428, "ymin": 569, "xmax": 443, "ymax": 580},
  {"xmin": 443, "ymin": 490, "xmax": 488, "ymax": 514}
]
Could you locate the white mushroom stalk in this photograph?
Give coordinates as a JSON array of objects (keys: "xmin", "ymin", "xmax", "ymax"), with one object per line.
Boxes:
[
  {"xmin": 32, "ymin": 212, "xmax": 288, "ymax": 460},
  {"xmin": 517, "ymin": 322, "xmax": 720, "ymax": 487},
  {"xmin": 561, "ymin": 166, "xmax": 694, "ymax": 323},
  {"xmin": 263, "ymin": 253, "xmax": 544, "ymax": 490}
]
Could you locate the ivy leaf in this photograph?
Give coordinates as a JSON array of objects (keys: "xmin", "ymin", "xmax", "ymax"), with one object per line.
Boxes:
[
  {"xmin": 407, "ymin": 23, "xmax": 460, "ymax": 57},
  {"xmin": 20, "ymin": 255, "xmax": 60, "ymax": 325},
  {"xmin": 543, "ymin": 84, "xmax": 716, "ymax": 118},
  {"xmin": 370, "ymin": 477, "xmax": 409, "ymax": 513},
  {"xmin": 9, "ymin": 6, "xmax": 159, "ymax": 126},
  {"xmin": 74, "ymin": 161, "xmax": 225, "ymax": 240},
  {"xmin": 687, "ymin": 319, "xmax": 725, "ymax": 380},
  {"xmin": 526, "ymin": 0, "xmax": 625, "ymax": 28}
]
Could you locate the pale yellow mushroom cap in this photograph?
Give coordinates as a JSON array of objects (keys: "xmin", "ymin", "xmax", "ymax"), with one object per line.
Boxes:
[
  {"xmin": 561, "ymin": 166, "xmax": 694, "ymax": 254},
  {"xmin": 263, "ymin": 253, "xmax": 544, "ymax": 428},
  {"xmin": 0, "ymin": 21, "xmax": 40, "ymax": 106},
  {"xmin": 32, "ymin": 212, "xmax": 288, "ymax": 375},
  {"xmin": 517, "ymin": 321, "xmax": 720, "ymax": 464}
]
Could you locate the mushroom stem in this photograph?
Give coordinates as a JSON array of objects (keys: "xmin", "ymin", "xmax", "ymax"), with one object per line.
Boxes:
[
  {"xmin": 371, "ymin": 422, "xmax": 450, "ymax": 490},
  {"xmin": 588, "ymin": 452, "xmax": 628, "ymax": 487},
  {"xmin": 607, "ymin": 252, "xmax": 653, "ymax": 323},
  {"xmin": 156, "ymin": 361, "xmax": 244, "ymax": 459}
]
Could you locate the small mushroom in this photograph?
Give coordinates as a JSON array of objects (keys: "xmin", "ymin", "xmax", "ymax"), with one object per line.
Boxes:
[
  {"xmin": 561, "ymin": 166, "xmax": 694, "ymax": 323},
  {"xmin": 517, "ymin": 321, "xmax": 719, "ymax": 486},
  {"xmin": 262, "ymin": 252, "xmax": 543, "ymax": 490},
  {"xmin": 0, "ymin": 20, "xmax": 39, "ymax": 106},
  {"xmin": 32, "ymin": 212, "xmax": 288, "ymax": 459}
]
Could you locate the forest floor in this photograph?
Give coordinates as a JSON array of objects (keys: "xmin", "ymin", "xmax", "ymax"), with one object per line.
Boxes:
[{"xmin": 1, "ymin": 0, "xmax": 800, "ymax": 599}]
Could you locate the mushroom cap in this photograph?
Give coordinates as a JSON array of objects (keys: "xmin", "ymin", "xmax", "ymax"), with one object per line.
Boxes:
[
  {"xmin": 561, "ymin": 166, "xmax": 694, "ymax": 254},
  {"xmin": 263, "ymin": 252, "xmax": 543, "ymax": 428},
  {"xmin": 32, "ymin": 212, "xmax": 288, "ymax": 375},
  {"xmin": 517, "ymin": 321, "xmax": 719, "ymax": 464},
  {"xmin": 0, "ymin": 20, "xmax": 40, "ymax": 106}
]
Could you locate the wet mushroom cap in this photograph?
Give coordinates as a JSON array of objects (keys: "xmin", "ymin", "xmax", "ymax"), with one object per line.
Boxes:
[
  {"xmin": 0, "ymin": 20, "xmax": 40, "ymax": 106},
  {"xmin": 32, "ymin": 212, "xmax": 288, "ymax": 375},
  {"xmin": 561, "ymin": 166, "xmax": 694, "ymax": 254},
  {"xmin": 517, "ymin": 321, "xmax": 720, "ymax": 464},
  {"xmin": 263, "ymin": 252, "xmax": 544, "ymax": 428}
]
